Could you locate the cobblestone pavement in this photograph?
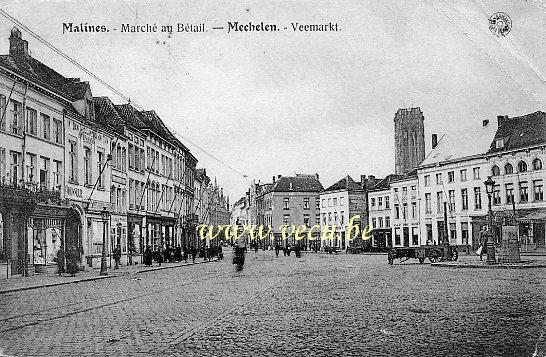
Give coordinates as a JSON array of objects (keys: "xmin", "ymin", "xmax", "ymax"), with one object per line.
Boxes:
[{"xmin": 0, "ymin": 251, "xmax": 544, "ymax": 357}]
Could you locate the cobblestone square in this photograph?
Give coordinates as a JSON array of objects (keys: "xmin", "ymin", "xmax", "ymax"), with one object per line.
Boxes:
[{"xmin": 0, "ymin": 252, "xmax": 544, "ymax": 357}]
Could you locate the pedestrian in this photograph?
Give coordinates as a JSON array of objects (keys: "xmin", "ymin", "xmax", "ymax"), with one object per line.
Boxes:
[
  {"xmin": 218, "ymin": 245, "xmax": 223, "ymax": 261},
  {"xmin": 254, "ymin": 242, "xmax": 259, "ymax": 253},
  {"xmin": 275, "ymin": 243, "xmax": 280, "ymax": 257},
  {"xmin": 156, "ymin": 247, "xmax": 163, "ymax": 266},
  {"xmin": 233, "ymin": 239, "xmax": 246, "ymax": 273},
  {"xmin": 207, "ymin": 245, "xmax": 213, "ymax": 261},
  {"xmin": 286, "ymin": 244, "xmax": 291, "ymax": 256},
  {"xmin": 66, "ymin": 245, "xmax": 79, "ymax": 277},
  {"xmin": 144, "ymin": 245, "xmax": 153, "ymax": 267},
  {"xmin": 479, "ymin": 226, "xmax": 488, "ymax": 261},
  {"xmin": 294, "ymin": 244, "xmax": 301, "ymax": 258},
  {"xmin": 175, "ymin": 245, "xmax": 182, "ymax": 262},
  {"xmin": 163, "ymin": 245, "xmax": 170, "ymax": 263},
  {"xmin": 191, "ymin": 245, "xmax": 197, "ymax": 263},
  {"xmin": 183, "ymin": 246, "xmax": 189, "ymax": 263},
  {"xmin": 56, "ymin": 247, "xmax": 65, "ymax": 276},
  {"xmin": 113, "ymin": 244, "xmax": 122, "ymax": 270}
]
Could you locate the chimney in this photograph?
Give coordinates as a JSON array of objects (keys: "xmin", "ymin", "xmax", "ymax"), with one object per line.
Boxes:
[
  {"xmin": 432, "ymin": 134, "xmax": 438, "ymax": 149},
  {"xmin": 497, "ymin": 115, "xmax": 508, "ymax": 128},
  {"xmin": 272, "ymin": 176, "xmax": 275, "ymax": 183},
  {"xmin": 278, "ymin": 174, "xmax": 281, "ymax": 179},
  {"xmin": 369, "ymin": 175, "xmax": 375, "ymax": 181},
  {"xmin": 482, "ymin": 119, "xmax": 489, "ymax": 127},
  {"xmin": 360, "ymin": 175, "xmax": 366, "ymax": 185},
  {"xmin": 315, "ymin": 173, "xmax": 319, "ymax": 181},
  {"xmin": 9, "ymin": 27, "xmax": 29, "ymax": 64}
]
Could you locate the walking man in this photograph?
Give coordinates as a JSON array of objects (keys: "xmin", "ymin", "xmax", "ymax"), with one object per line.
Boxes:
[{"xmin": 113, "ymin": 244, "xmax": 122, "ymax": 270}]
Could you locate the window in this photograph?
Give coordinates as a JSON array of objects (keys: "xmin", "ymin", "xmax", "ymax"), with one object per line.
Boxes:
[
  {"xmin": 448, "ymin": 171, "xmax": 454, "ymax": 183},
  {"xmin": 518, "ymin": 161, "xmax": 527, "ymax": 173},
  {"xmin": 53, "ymin": 119, "xmax": 63, "ymax": 144},
  {"xmin": 328, "ymin": 198, "xmax": 332, "ymax": 207},
  {"xmin": 394, "ymin": 228, "xmax": 401, "ymax": 245},
  {"xmin": 424, "ymin": 175, "xmax": 430, "ymax": 187},
  {"xmin": 534, "ymin": 180, "xmax": 543, "ymax": 201},
  {"xmin": 448, "ymin": 190, "xmax": 455, "ymax": 212},
  {"xmin": 282, "ymin": 214, "xmax": 290, "ymax": 225},
  {"xmin": 378, "ymin": 197, "xmax": 383, "ymax": 207},
  {"xmin": 402, "ymin": 204, "xmax": 407, "ymax": 219},
  {"xmin": 339, "ymin": 197, "xmax": 344, "ymax": 206},
  {"xmin": 0, "ymin": 148, "xmax": 5, "ymax": 182},
  {"xmin": 461, "ymin": 222, "xmax": 469, "ymax": 245},
  {"xmin": 340, "ymin": 212, "xmax": 344, "ymax": 226},
  {"xmin": 385, "ymin": 196, "xmax": 390, "ymax": 209},
  {"xmin": 328, "ymin": 212, "xmax": 332, "ymax": 223},
  {"xmin": 322, "ymin": 199, "xmax": 325, "ymax": 208},
  {"xmin": 394, "ymin": 204, "xmax": 400, "ymax": 219},
  {"xmin": 495, "ymin": 138, "xmax": 504, "ymax": 149},
  {"xmin": 378, "ymin": 217, "xmax": 383, "ymax": 228},
  {"xmin": 533, "ymin": 159, "xmax": 542, "ymax": 170},
  {"xmin": 491, "ymin": 165, "xmax": 500, "ymax": 176},
  {"xmin": 436, "ymin": 192, "xmax": 443, "ymax": 213},
  {"xmin": 122, "ymin": 147, "xmax": 127, "ymax": 172},
  {"xmin": 10, "ymin": 151, "xmax": 20, "ymax": 185},
  {"xmin": 128, "ymin": 144, "xmax": 134, "ymax": 169},
  {"xmin": 322, "ymin": 213, "xmax": 326, "ymax": 225},
  {"xmin": 505, "ymin": 183, "xmax": 514, "ymax": 204},
  {"xmin": 129, "ymin": 179, "xmax": 134, "ymax": 207},
  {"xmin": 316, "ymin": 198, "xmax": 320, "ymax": 210},
  {"xmin": 371, "ymin": 198, "xmax": 376, "ymax": 207},
  {"xmin": 461, "ymin": 188, "xmax": 468, "ymax": 210},
  {"xmin": 10, "ymin": 100, "xmax": 22, "ymax": 135},
  {"xmin": 316, "ymin": 213, "xmax": 320, "ymax": 224},
  {"xmin": 333, "ymin": 198, "xmax": 337, "ymax": 207},
  {"xmin": 449, "ymin": 223, "xmax": 457, "ymax": 244},
  {"xmin": 26, "ymin": 108, "xmax": 37, "ymax": 135},
  {"xmin": 97, "ymin": 150, "xmax": 105, "ymax": 188},
  {"xmin": 519, "ymin": 182, "xmax": 529, "ymax": 203},
  {"xmin": 474, "ymin": 187, "xmax": 482, "ymax": 210},
  {"xmin": 385, "ymin": 216, "xmax": 390, "ymax": 227},
  {"xmin": 68, "ymin": 140, "xmax": 78, "ymax": 183},
  {"xmin": 493, "ymin": 184, "xmax": 501, "ymax": 205},
  {"xmin": 303, "ymin": 197, "xmax": 310, "ymax": 210},
  {"xmin": 371, "ymin": 218, "xmax": 377, "ymax": 228},
  {"xmin": 334, "ymin": 212, "xmax": 338, "ymax": 223},
  {"xmin": 412, "ymin": 227, "xmax": 419, "ymax": 246},
  {"xmin": 41, "ymin": 114, "xmax": 50, "ymax": 140},
  {"xmin": 283, "ymin": 197, "xmax": 289, "ymax": 210},
  {"xmin": 411, "ymin": 202, "xmax": 417, "ymax": 218},
  {"xmin": 27, "ymin": 153, "xmax": 36, "ymax": 182},
  {"xmin": 84, "ymin": 146, "xmax": 92, "ymax": 185},
  {"xmin": 473, "ymin": 167, "xmax": 480, "ymax": 180},
  {"xmin": 39, "ymin": 157, "xmax": 49, "ymax": 189},
  {"xmin": 504, "ymin": 163, "xmax": 513, "ymax": 175},
  {"xmin": 460, "ymin": 169, "xmax": 467, "ymax": 182},
  {"xmin": 425, "ymin": 193, "xmax": 432, "ymax": 213},
  {"xmin": 53, "ymin": 161, "xmax": 61, "ymax": 187},
  {"xmin": 303, "ymin": 214, "xmax": 310, "ymax": 226},
  {"xmin": 436, "ymin": 173, "xmax": 442, "ymax": 185}
]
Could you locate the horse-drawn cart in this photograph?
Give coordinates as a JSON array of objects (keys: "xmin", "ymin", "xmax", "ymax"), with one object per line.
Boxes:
[{"xmin": 387, "ymin": 245, "xmax": 458, "ymax": 265}]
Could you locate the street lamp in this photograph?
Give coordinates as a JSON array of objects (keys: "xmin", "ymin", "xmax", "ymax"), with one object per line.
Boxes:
[
  {"xmin": 100, "ymin": 207, "xmax": 110, "ymax": 275},
  {"xmin": 484, "ymin": 176, "xmax": 496, "ymax": 264}
]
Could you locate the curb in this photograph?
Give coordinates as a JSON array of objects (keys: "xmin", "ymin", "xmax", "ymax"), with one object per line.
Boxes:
[
  {"xmin": 0, "ymin": 260, "xmax": 218, "ymax": 295},
  {"xmin": 431, "ymin": 261, "xmax": 546, "ymax": 269}
]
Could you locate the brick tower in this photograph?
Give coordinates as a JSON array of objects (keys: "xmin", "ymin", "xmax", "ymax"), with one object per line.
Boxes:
[{"xmin": 394, "ymin": 107, "xmax": 425, "ymax": 175}]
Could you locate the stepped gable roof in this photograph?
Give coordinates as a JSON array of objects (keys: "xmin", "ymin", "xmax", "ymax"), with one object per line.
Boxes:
[
  {"xmin": 271, "ymin": 174, "xmax": 323, "ymax": 193},
  {"xmin": 369, "ymin": 174, "xmax": 402, "ymax": 191},
  {"xmin": 488, "ymin": 111, "xmax": 546, "ymax": 153},
  {"xmin": 324, "ymin": 175, "xmax": 363, "ymax": 192},
  {"xmin": 420, "ymin": 120, "xmax": 498, "ymax": 167}
]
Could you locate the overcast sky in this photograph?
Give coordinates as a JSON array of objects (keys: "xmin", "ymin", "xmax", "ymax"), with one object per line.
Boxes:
[{"xmin": 2, "ymin": 0, "xmax": 545, "ymax": 202}]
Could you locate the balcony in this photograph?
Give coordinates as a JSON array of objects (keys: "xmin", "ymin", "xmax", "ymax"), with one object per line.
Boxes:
[{"xmin": 0, "ymin": 180, "xmax": 61, "ymax": 205}]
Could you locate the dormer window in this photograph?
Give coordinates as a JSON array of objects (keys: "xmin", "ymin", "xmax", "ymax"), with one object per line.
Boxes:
[{"xmin": 495, "ymin": 138, "xmax": 504, "ymax": 149}]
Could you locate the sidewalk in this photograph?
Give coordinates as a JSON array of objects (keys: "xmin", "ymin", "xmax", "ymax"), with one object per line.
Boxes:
[
  {"xmin": 431, "ymin": 253, "xmax": 546, "ymax": 269},
  {"xmin": 0, "ymin": 259, "xmax": 219, "ymax": 295}
]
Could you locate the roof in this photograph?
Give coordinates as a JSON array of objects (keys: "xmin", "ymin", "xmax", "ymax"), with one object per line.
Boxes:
[
  {"xmin": 93, "ymin": 96, "xmax": 126, "ymax": 134},
  {"xmin": 324, "ymin": 175, "xmax": 363, "ymax": 192},
  {"xmin": 369, "ymin": 174, "xmax": 402, "ymax": 191},
  {"xmin": 487, "ymin": 111, "xmax": 546, "ymax": 154},
  {"xmin": 420, "ymin": 120, "xmax": 498, "ymax": 167},
  {"xmin": 271, "ymin": 174, "xmax": 323, "ymax": 193}
]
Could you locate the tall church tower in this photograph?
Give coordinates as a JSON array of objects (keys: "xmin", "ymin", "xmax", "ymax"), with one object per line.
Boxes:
[{"xmin": 394, "ymin": 107, "xmax": 425, "ymax": 175}]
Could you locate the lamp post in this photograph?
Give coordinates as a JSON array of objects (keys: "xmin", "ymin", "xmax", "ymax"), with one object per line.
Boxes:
[
  {"xmin": 100, "ymin": 207, "xmax": 109, "ymax": 275},
  {"xmin": 484, "ymin": 176, "xmax": 496, "ymax": 264}
]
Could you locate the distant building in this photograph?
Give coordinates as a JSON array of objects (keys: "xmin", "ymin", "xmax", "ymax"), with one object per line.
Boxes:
[{"xmin": 394, "ymin": 107, "xmax": 425, "ymax": 175}]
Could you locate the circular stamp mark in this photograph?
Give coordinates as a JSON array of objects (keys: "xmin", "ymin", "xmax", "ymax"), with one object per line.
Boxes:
[{"xmin": 489, "ymin": 12, "xmax": 511, "ymax": 37}]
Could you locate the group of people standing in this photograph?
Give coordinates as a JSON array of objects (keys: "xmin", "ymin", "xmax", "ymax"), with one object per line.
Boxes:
[
  {"xmin": 55, "ymin": 245, "xmax": 80, "ymax": 277},
  {"xmin": 143, "ymin": 244, "xmax": 224, "ymax": 267}
]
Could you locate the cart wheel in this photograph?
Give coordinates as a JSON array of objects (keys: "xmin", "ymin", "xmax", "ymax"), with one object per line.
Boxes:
[
  {"xmin": 388, "ymin": 250, "xmax": 395, "ymax": 265},
  {"xmin": 428, "ymin": 248, "xmax": 443, "ymax": 263},
  {"xmin": 451, "ymin": 249, "xmax": 459, "ymax": 261},
  {"xmin": 418, "ymin": 257, "xmax": 425, "ymax": 264}
]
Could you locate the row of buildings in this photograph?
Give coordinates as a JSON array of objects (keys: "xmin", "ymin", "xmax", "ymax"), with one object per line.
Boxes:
[
  {"xmin": 233, "ymin": 107, "xmax": 545, "ymax": 253},
  {"xmin": 0, "ymin": 28, "xmax": 230, "ymax": 277}
]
